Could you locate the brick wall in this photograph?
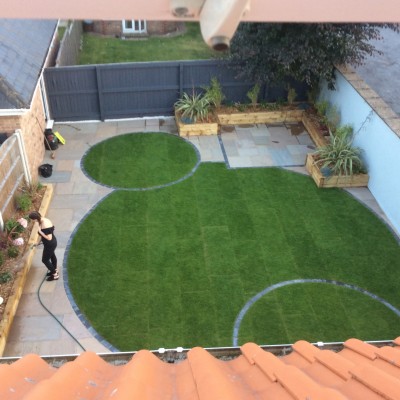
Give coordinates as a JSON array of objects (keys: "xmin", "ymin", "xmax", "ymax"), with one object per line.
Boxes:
[
  {"xmin": 89, "ymin": 20, "xmax": 184, "ymax": 37},
  {"xmin": 92, "ymin": 21, "xmax": 121, "ymax": 36},
  {"xmin": 0, "ymin": 86, "xmax": 46, "ymax": 183},
  {"xmin": 147, "ymin": 21, "xmax": 185, "ymax": 35},
  {"xmin": 19, "ymin": 86, "xmax": 46, "ymax": 182}
]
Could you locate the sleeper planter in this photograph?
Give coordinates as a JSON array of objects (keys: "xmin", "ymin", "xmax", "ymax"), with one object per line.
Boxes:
[
  {"xmin": 217, "ymin": 107, "xmax": 328, "ymax": 148},
  {"xmin": 305, "ymin": 154, "xmax": 369, "ymax": 188},
  {"xmin": 176, "ymin": 104, "xmax": 329, "ymax": 149},
  {"xmin": 0, "ymin": 184, "xmax": 54, "ymax": 356},
  {"xmin": 217, "ymin": 108, "xmax": 304, "ymax": 125},
  {"xmin": 175, "ymin": 111, "xmax": 219, "ymax": 136}
]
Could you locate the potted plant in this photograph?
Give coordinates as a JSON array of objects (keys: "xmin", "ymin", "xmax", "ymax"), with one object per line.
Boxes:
[
  {"xmin": 306, "ymin": 125, "xmax": 369, "ymax": 188},
  {"xmin": 174, "ymin": 90, "xmax": 218, "ymax": 136}
]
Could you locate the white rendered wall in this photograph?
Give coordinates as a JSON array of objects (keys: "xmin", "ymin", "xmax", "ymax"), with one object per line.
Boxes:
[{"xmin": 320, "ymin": 70, "xmax": 400, "ymax": 235}]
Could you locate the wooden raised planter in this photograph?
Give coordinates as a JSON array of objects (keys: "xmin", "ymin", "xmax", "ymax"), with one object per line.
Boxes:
[
  {"xmin": 302, "ymin": 114, "xmax": 329, "ymax": 148},
  {"xmin": 0, "ymin": 184, "xmax": 54, "ymax": 356},
  {"xmin": 175, "ymin": 111, "xmax": 219, "ymax": 136},
  {"xmin": 217, "ymin": 108, "xmax": 304, "ymax": 125},
  {"xmin": 306, "ymin": 154, "xmax": 369, "ymax": 188}
]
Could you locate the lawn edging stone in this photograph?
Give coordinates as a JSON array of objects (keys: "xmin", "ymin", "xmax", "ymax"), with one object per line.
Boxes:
[{"xmin": 0, "ymin": 184, "xmax": 54, "ymax": 356}]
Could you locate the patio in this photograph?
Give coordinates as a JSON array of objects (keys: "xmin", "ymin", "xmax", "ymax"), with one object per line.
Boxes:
[{"xmin": 2, "ymin": 117, "xmax": 396, "ymax": 356}]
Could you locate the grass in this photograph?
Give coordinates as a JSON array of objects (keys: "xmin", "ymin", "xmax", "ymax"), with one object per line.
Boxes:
[
  {"xmin": 83, "ymin": 133, "xmax": 198, "ymax": 188},
  {"xmin": 68, "ymin": 134, "xmax": 400, "ymax": 351},
  {"xmin": 78, "ymin": 23, "xmax": 218, "ymax": 64}
]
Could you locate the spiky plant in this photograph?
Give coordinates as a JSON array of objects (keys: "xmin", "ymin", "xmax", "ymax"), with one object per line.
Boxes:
[
  {"xmin": 174, "ymin": 91, "xmax": 211, "ymax": 123},
  {"xmin": 314, "ymin": 125, "xmax": 365, "ymax": 176}
]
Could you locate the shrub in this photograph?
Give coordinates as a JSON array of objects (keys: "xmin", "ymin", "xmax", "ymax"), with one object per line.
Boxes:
[
  {"xmin": 175, "ymin": 91, "xmax": 211, "ymax": 123},
  {"xmin": 247, "ymin": 84, "xmax": 260, "ymax": 106},
  {"xmin": 16, "ymin": 193, "xmax": 32, "ymax": 212},
  {"xmin": 314, "ymin": 125, "xmax": 365, "ymax": 176},
  {"xmin": 0, "ymin": 271, "xmax": 12, "ymax": 283},
  {"xmin": 20, "ymin": 181, "xmax": 43, "ymax": 198},
  {"xmin": 5, "ymin": 218, "xmax": 24, "ymax": 236},
  {"xmin": 326, "ymin": 104, "xmax": 341, "ymax": 133},
  {"xmin": 203, "ymin": 77, "xmax": 225, "ymax": 108},
  {"xmin": 7, "ymin": 246, "xmax": 19, "ymax": 258},
  {"xmin": 315, "ymin": 100, "xmax": 330, "ymax": 117},
  {"xmin": 0, "ymin": 251, "xmax": 4, "ymax": 266}
]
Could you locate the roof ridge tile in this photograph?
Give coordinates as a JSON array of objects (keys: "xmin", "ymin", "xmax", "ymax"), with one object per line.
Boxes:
[
  {"xmin": 314, "ymin": 350, "xmax": 354, "ymax": 380},
  {"xmin": 274, "ymin": 364, "xmax": 346, "ymax": 400},
  {"xmin": 349, "ymin": 363, "xmax": 400, "ymax": 400},
  {"xmin": 188, "ymin": 347, "xmax": 245, "ymax": 400},
  {"xmin": 292, "ymin": 340, "xmax": 320, "ymax": 363},
  {"xmin": 376, "ymin": 346, "xmax": 400, "ymax": 368},
  {"xmin": 241, "ymin": 342, "xmax": 261, "ymax": 365},
  {"xmin": 344, "ymin": 339, "xmax": 377, "ymax": 360},
  {"xmin": 252, "ymin": 350, "xmax": 285, "ymax": 382}
]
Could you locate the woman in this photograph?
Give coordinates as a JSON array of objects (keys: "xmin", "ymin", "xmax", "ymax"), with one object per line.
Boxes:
[{"xmin": 29, "ymin": 211, "xmax": 59, "ymax": 281}]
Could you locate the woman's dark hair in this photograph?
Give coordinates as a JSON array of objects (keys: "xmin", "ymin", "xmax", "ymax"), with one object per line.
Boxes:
[{"xmin": 28, "ymin": 211, "xmax": 42, "ymax": 222}]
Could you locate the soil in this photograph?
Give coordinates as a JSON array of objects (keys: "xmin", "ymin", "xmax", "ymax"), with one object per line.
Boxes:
[
  {"xmin": 216, "ymin": 103, "xmax": 300, "ymax": 114},
  {"xmin": 0, "ymin": 187, "xmax": 46, "ymax": 321}
]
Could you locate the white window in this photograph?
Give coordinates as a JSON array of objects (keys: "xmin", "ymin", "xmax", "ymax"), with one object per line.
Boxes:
[{"xmin": 122, "ymin": 20, "xmax": 147, "ymax": 34}]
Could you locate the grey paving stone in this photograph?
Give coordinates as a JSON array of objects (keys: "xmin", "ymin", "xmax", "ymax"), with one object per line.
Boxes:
[
  {"xmin": 39, "ymin": 171, "xmax": 72, "ymax": 183},
  {"xmin": 253, "ymin": 136, "xmax": 269, "ymax": 145}
]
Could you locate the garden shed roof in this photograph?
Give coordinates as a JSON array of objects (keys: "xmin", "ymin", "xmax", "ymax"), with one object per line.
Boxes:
[
  {"xmin": 1, "ymin": 337, "xmax": 400, "ymax": 399},
  {"xmin": 0, "ymin": 19, "xmax": 57, "ymax": 109}
]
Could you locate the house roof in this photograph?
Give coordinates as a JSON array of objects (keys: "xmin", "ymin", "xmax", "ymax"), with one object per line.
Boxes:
[
  {"xmin": 0, "ymin": 19, "xmax": 57, "ymax": 109},
  {"xmin": 1, "ymin": 337, "xmax": 400, "ymax": 399}
]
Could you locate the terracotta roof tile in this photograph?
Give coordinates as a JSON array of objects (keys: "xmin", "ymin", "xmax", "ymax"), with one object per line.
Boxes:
[{"xmin": 0, "ymin": 339, "xmax": 399, "ymax": 400}]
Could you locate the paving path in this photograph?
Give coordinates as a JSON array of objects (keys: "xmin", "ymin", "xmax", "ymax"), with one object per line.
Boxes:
[{"xmin": 3, "ymin": 118, "xmax": 396, "ymax": 357}]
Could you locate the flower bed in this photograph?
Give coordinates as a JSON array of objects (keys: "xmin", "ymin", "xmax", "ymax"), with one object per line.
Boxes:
[
  {"xmin": 217, "ymin": 107, "xmax": 304, "ymax": 125},
  {"xmin": 0, "ymin": 184, "xmax": 53, "ymax": 356},
  {"xmin": 306, "ymin": 154, "xmax": 369, "ymax": 188}
]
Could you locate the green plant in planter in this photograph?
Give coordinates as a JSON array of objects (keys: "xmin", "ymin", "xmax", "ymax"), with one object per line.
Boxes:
[
  {"xmin": 20, "ymin": 181, "xmax": 43, "ymax": 198},
  {"xmin": 0, "ymin": 271, "xmax": 12, "ymax": 283},
  {"xmin": 5, "ymin": 218, "xmax": 25, "ymax": 236},
  {"xmin": 203, "ymin": 77, "xmax": 225, "ymax": 108},
  {"xmin": 287, "ymin": 85, "xmax": 297, "ymax": 105},
  {"xmin": 326, "ymin": 104, "xmax": 340, "ymax": 133},
  {"xmin": 235, "ymin": 102, "xmax": 248, "ymax": 112},
  {"xmin": 7, "ymin": 245, "xmax": 19, "ymax": 258},
  {"xmin": 313, "ymin": 125, "xmax": 365, "ymax": 176},
  {"xmin": 247, "ymin": 84, "xmax": 260, "ymax": 107},
  {"xmin": 16, "ymin": 193, "xmax": 32, "ymax": 212},
  {"xmin": 175, "ymin": 91, "xmax": 211, "ymax": 123},
  {"xmin": 315, "ymin": 100, "xmax": 329, "ymax": 116}
]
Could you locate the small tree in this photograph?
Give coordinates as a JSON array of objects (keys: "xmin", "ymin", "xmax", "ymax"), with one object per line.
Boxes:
[
  {"xmin": 203, "ymin": 77, "xmax": 225, "ymax": 108},
  {"xmin": 247, "ymin": 84, "xmax": 260, "ymax": 107},
  {"xmin": 229, "ymin": 23, "xmax": 399, "ymax": 89}
]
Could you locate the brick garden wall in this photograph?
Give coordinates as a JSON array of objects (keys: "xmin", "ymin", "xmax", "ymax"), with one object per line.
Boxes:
[
  {"xmin": 89, "ymin": 20, "xmax": 184, "ymax": 37},
  {"xmin": 19, "ymin": 86, "xmax": 46, "ymax": 183},
  {"xmin": 0, "ymin": 86, "xmax": 46, "ymax": 183},
  {"xmin": 92, "ymin": 21, "xmax": 121, "ymax": 36}
]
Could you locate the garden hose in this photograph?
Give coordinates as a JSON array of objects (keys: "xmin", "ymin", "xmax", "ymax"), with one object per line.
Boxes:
[{"xmin": 37, "ymin": 275, "xmax": 86, "ymax": 352}]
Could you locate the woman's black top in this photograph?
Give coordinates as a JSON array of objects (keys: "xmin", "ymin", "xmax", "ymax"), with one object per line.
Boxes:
[{"xmin": 40, "ymin": 226, "xmax": 56, "ymax": 246}]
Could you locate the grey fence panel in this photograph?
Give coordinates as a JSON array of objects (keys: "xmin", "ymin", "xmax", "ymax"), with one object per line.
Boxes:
[
  {"xmin": 44, "ymin": 66, "xmax": 101, "ymax": 121},
  {"xmin": 98, "ymin": 62, "xmax": 181, "ymax": 119},
  {"xmin": 44, "ymin": 60, "xmax": 307, "ymax": 122}
]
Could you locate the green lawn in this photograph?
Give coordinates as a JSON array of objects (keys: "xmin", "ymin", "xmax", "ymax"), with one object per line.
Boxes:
[
  {"xmin": 78, "ymin": 23, "xmax": 218, "ymax": 64},
  {"xmin": 83, "ymin": 133, "xmax": 198, "ymax": 188},
  {"xmin": 68, "ymin": 133, "xmax": 400, "ymax": 351}
]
